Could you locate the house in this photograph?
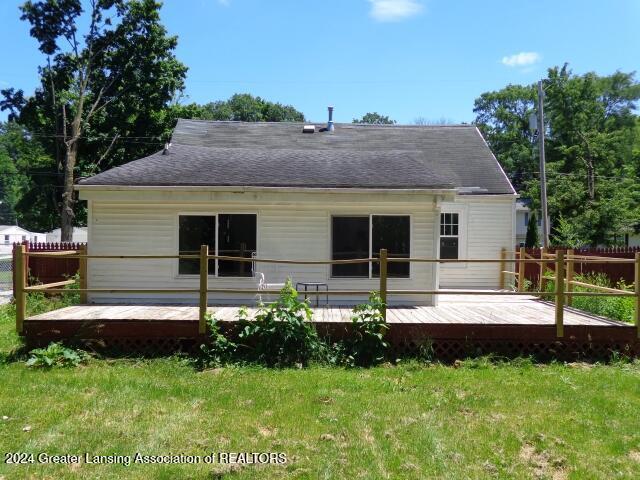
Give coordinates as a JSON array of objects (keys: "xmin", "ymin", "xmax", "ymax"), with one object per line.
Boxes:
[
  {"xmin": 45, "ymin": 227, "xmax": 88, "ymax": 243},
  {"xmin": 76, "ymin": 112, "xmax": 517, "ymax": 306},
  {"xmin": 0, "ymin": 225, "xmax": 46, "ymax": 255},
  {"xmin": 625, "ymin": 232, "xmax": 640, "ymax": 247}
]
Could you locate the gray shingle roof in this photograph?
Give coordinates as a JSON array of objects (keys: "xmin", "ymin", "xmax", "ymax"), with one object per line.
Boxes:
[{"xmin": 79, "ymin": 119, "xmax": 515, "ymax": 194}]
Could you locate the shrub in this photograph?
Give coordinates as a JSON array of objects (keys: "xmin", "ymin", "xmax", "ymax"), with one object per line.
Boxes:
[
  {"xmin": 416, "ymin": 338, "xmax": 436, "ymax": 363},
  {"xmin": 195, "ymin": 314, "xmax": 238, "ymax": 368},
  {"xmin": 26, "ymin": 342, "xmax": 88, "ymax": 368},
  {"xmin": 525, "ymin": 212, "xmax": 540, "ymax": 248},
  {"xmin": 543, "ymin": 273, "xmax": 634, "ymax": 323},
  {"xmin": 237, "ymin": 280, "xmax": 322, "ymax": 367},
  {"xmin": 345, "ymin": 293, "xmax": 389, "ymax": 367}
]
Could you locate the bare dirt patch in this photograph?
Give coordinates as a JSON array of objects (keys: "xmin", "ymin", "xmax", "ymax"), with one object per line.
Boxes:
[{"xmin": 519, "ymin": 442, "xmax": 568, "ymax": 479}]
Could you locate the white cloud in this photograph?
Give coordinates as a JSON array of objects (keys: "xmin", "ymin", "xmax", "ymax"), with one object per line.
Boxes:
[
  {"xmin": 501, "ymin": 52, "xmax": 541, "ymax": 68},
  {"xmin": 369, "ymin": 0, "xmax": 424, "ymax": 22}
]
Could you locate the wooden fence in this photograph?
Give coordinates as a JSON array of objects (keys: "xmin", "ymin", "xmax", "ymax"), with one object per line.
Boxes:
[
  {"xmin": 13, "ymin": 245, "xmax": 640, "ymax": 340},
  {"xmin": 516, "ymin": 246, "xmax": 640, "ymax": 286},
  {"xmin": 11, "ymin": 241, "xmax": 86, "ymax": 294}
]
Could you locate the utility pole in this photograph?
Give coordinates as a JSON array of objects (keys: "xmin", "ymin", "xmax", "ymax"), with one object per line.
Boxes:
[{"xmin": 537, "ymin": 80, "xmax": 550, "ymax": 247}]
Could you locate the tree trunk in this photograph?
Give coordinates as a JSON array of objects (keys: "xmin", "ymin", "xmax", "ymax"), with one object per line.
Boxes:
[
  {"xmin": 578, "ymin": 132, "xmax": 596, "ymax": 201},
  {"xmin": 585, "ymin": 157, "xmax": 595, "ymax": 201},
  {"xmin": 60, "ymin": 142, "xmax": 77, "ymax": 242}
]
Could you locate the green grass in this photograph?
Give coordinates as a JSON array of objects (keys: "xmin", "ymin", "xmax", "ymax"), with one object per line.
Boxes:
[{"xmin": 1, "ymin": 297, "xmax": 640, "ymax": 479}]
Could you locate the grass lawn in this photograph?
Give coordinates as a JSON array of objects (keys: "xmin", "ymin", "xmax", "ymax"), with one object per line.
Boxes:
[{"xmin": 1, "ymin": 301, "xmax": 640, "ymax": 479}]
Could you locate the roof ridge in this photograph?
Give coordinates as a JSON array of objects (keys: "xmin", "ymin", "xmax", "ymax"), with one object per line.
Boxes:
[
  {"xmin": 176, "ymin": 118, "xmax": 474, "ymax": 128},
  {"xmin": 167, "ymin": 143, "xmax": 427, "ymax": 153}
]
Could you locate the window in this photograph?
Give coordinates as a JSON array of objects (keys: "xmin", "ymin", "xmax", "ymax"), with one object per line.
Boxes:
[
  {"xmin": 3, "ymin": 235, "xmax": 8, "ymax": 245},
  {"xmin": 372, "ymin": 215, "xmax": 410, "ymax": 278},
  {"xmin": 21, "ymin": 235, "xmax": 27, "ymax": 241},
  {"xmin": 331, "ymin": 217, "xmax": 370, "ymax": 277},
  {"xmin": 331, "ymin": 215, "xmax": 410, "ymax": 278},
  {"xmin": 218, "ymin": 214, "xmax": 256, "ymax": 277},
  {"xmin": 524, "ymin": 212, "xmax": 529, "ymax": 227},
  {"xmin": 178, "ymin": 214, "xmax": 257, "ymax": 276},
  {"xmin": 440, "ymin": 213, "xmax": 459, "ymax": 259},
  {"xmin": 179, "ymin": 215, "xmax": 216, "ymax": 274}
]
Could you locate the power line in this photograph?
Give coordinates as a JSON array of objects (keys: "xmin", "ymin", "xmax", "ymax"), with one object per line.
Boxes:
[
  {"xmin": 27, "ymin": 133, "xmax": 164, "ymax": 139},
  {"xmin": 529, "ymin": 171, "xmax": 638, "ymax": 181}
]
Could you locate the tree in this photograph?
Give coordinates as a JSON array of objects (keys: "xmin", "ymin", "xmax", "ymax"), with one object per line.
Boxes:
[
  {"xmin": 352, "ymin": 112, "xmax": 396, "ymax": 125},
  {"xmin": 473, "ymin": 84, "xmax": 537, "ymax": 192},
  {"xmin": 414, "ymin": 116, "xmax": 457, "ymax": 125},
  {"xmin": 0, "ymin": 122, "xmax": 55, "ymax": 228},
  {"xmin": 202, "ymin": 94, "xmax": 304, "ymax": 122},
  {"xmin": 551, "ymin": 216, "xmax": 586, "ymax": 248},
  {"xmin": 525, "ymin": 212, "xmax": 540, "ymax": 248},
  {"xmin": 1, "ymin": 0, "xmax": 187, "ymax": 240},
  {"xmin": 474, "ymin": 65, "xmax": 640, "ymax": 246}
]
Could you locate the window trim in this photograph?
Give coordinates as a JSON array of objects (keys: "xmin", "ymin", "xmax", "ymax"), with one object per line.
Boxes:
[
  {"xmin": 330, "ymin": 213, "xmax": 412, "ymax": 279},
  {"xmin": 175, "ymin": 212, "xmax": 258, "ymax": 279}
]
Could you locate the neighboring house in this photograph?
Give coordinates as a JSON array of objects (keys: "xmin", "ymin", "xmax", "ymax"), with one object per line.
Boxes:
[
  {"xmin": 0, "ymin": 225, "xmax": 46, "ymax": 255},
  {"xmin": 46, "ymin": 227, "xmax": 88, "ymax": 243},
  {"xmin": 76, "ymin": 114, "xmax": 516, "ymax": 305},
  {"xmin": 626, "ymin": 233, "xmax": 640, "ymax": 248}
]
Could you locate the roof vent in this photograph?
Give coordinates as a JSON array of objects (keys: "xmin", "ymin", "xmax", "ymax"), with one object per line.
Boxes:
[
  {"xmin": 327, "ymin": 106, "xmax": 335, "ymax": 132},
  {"xmin": 302, "ymin": 125, "xmax": 315, "ymax": 134},
  {"xmin": 162, "ymin": 142, "xmax": 171, "ymax": 155}
]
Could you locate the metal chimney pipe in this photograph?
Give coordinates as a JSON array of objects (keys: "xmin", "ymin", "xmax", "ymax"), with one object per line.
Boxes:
[{"xmin": 327, "ymin": 106, "xmax": 334, "ymax": 132}]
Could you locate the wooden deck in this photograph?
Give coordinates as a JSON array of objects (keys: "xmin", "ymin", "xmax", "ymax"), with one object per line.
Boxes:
[
  {"xmin": 26, "ymin": 294, "xmax": 627, "ymax": 327},
  {"xmin": 23, "ymin": 294, "xmax": 639, "ymax": 359}
]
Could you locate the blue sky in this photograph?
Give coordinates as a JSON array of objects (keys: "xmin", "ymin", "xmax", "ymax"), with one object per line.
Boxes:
[{"xmin": 0, "ymin": 0, "xmax": 638, "ymax": 124}]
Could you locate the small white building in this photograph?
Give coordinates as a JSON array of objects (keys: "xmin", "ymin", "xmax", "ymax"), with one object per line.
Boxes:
[
  {"xmin": 0, "ymin": 225, "xmax": 46, "ymax": 255},
  {"xmin": 624, "ymin": 231, "xmax": 640, "ymax": 247},
  {"xmin": 46, "ymin": 227, "xmax": 88, "ymax": 243},
  {"xmin": 76, "ymin": 117, "xmax": 517, "ymax": 306}
]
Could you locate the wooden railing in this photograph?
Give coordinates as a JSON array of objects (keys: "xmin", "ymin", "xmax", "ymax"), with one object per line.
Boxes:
[
  {"xmin": 502, "ymin": 247, "xmax": 640, "ymax": 337},
  {"xmin": 12, "ymin": 245, "xmax": 640, "ymax": 339}
]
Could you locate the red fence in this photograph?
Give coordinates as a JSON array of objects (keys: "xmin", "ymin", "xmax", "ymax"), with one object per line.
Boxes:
[
  {"xmin": 12, "ymin": 241, "xmax": 85, "ymax": 292},
  {"xmin": 517, "ymin": 246, "xmax": 640, "ymax": 286}
]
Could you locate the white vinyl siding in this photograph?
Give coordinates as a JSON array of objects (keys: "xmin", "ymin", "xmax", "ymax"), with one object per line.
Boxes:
[
  {"xmin": 439, "ymin": 196, "xmax": 515, "ymax": 288},
  {"xmin": 84, "ymin": 189, "xmax": 439, "ymax": 306}
]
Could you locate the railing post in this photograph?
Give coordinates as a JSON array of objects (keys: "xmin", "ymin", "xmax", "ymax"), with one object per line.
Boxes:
[
  {"xmin": 499, "ymin": 247, "xmax": 506, "ymax": 290},
  {"xmin": 555, "ymin": 250, "xmax": 565, "ymax": 338},
  {"xmin": 199, "ymin": 244, "xmax": 209, "ymax": 335},
  {"xmin": 15, "ymin": 244, "xmax": 26, "ymax": 335},
  {"xmin": 379, "ymin": 248, "xmax": 387, "ymax": 321},
  {"xmin": 79, "ymin": 244, "xmax": 88, "ymax": 304},
  {"xmin": 518, "ymin": 246, "xmax": 526, "ymax": 292},
  {"xmin": 566, "ymin": 249, "xmax": 574, "ymax": 307},
  {"xmin": 634, "ymin": 252, "xmax": 639, "ymax": 338}
]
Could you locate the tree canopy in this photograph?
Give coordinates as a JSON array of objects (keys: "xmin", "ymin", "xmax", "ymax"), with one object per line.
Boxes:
[
  {"xmin": 352, "ymin": 112, "xmax": 396, "ymax": 125},
  {"xmin": 1, "ymin": 0, "xmax": 187, "ymax": 237},
  {"xmin": 200, "ymin": 94, "xmax": 305, "ymax": 122},
  {"xmin": 474, "ymin": 65, "xmax": 640, "ymax": 246}
]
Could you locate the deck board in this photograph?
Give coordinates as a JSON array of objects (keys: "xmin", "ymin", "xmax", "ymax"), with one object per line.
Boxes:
[{"xmin": 25, "ymin": 294, "xmax": 629, "ymax": 327}]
